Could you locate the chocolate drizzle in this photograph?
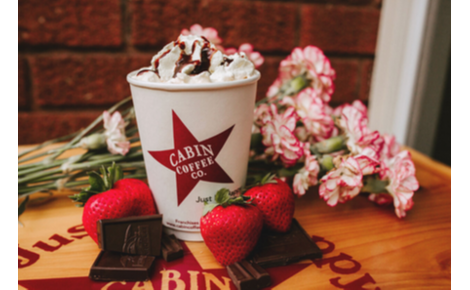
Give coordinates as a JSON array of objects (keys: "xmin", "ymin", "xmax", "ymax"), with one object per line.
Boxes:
[
  {"xmin": 143, "ymin": 36, "xmax": 218, "ymax": 79},
  {"xmin": 223, "ymin": 57, "xmax": 234, "ymax": 66},
  {"xmin": 172, "ymin": 39, "xmax": 215, "ymax": 77},
  {"xmin": 151, "ymin": 49, "xmax": 171, "ymax": 78},
  {"xmin": 136, "ymin": 69, "xmax": 154, "ymax": 76}
]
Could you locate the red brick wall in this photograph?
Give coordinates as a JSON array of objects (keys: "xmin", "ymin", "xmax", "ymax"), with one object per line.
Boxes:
[{"xmin": 18, "ymin": 0, "xmax": 381, "ymax": 144}]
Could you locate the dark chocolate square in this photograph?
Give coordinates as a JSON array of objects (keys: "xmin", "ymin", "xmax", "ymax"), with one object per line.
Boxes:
[
  {"xmin": 97, "ymin": 214, "xmax": 163, "ymax": 256},
  {"xmin": 227, "ymin": 260, "xmax": 271, "ymax": 290},
  {"xmin": 89, "ymin": 251, "xmax": 155, "ymax": 281},
  {"xmin": 161, "ymin": 232, "xmax": 184, "ymax": 262},
  {"xmin": 250, "ymin": 218, "xmax": 323, "ymax": 267}
]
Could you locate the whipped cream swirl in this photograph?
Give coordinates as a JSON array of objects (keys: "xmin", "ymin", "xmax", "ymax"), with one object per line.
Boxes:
[{"xmin": 133, "ymin": 35, "xmax": 256, "ymax": 84}]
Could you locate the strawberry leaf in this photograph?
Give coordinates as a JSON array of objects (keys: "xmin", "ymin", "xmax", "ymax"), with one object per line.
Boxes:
[
  {"xmin": 202, "ymin": 203, "xmax": 219, "ymax": 216},
  {"xmin": 215, "ymin": 188, "xmax": 230, "ymax": 204},
  {"xmin": 202, "ymin": 188, "xmax": 252, "ymax": 216},
  {"xmin": 100, "ymin": 166, "xmax": 110, "ymax": 189},
  {"xmin": 88, "ymin": 172, "xmax": 107, "ymax": 192},
  {"xmin": 260, "ymin": 173, "xmax": 277, "ymax": 185},
  {"xmin": 69, "ymin": 189, "xmax": 94, "ymax": 207},
  {"xmin": 108, "ymin": 162, "xmax": 123, "ymax": 185},
  {"xmin": 69, "ymin": 163, "xmax": 124, "ymax": 206}
]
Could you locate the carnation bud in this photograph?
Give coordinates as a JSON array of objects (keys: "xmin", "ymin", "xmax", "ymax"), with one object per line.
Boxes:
[
  {"xmin": 79, "ymin": 133, "xmax": 106, "ymax": 150},
  {"xmin": 320, "ymin": 155, "xmax": 334, "ymax": 171}
]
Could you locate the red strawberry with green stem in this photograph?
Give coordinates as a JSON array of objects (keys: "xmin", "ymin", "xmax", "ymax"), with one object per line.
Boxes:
[
  {"xmin": 200, "ymin": 189, "xmax": 263, "ymax": 266},
  {"xmin": 244, "ymin": 173, "xmax": 295, "ymax": 233},
  {"xmin": 69, "ymin": 163, "xmax": 157, "ymax": 243}
]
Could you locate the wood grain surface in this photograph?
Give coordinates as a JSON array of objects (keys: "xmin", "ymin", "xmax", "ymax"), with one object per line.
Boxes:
[{"xmin": 18, "ymin": 146, "xmax": 451, "ymax": 289}]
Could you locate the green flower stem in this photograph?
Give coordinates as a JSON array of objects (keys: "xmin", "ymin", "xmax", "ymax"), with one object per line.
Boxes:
[
  {"xmin": 129, "ymin": 137, "xmax": 140, "ymax": 143},
  {"xmin": 18, "ymin": 182, "xmax": 57, "ymax": 194},
  {"xmin": 18, "ymin": 150, "xmax": 58, "ymax": 166},
  {"xmin": 18, "ymin": 152, "xmax": 93, "ymax": 177},
  {"xmin": 126, "ymin": 126, "xmax": 138, "ymax": 136},
  {"xmin": 18, "ymin": 172, "xmax": 148, "ymax": 199},
  {"xmin": 361, "ymin": 177, "xmax": 389, "ymax": 193},
  {"xmin": 18, "ymin": 151, "xmax": 141, "ymax": 184},
  {"xmin": 18, "ymin": 168, "xmax": 63, "ymax": 185},
  {"xmin": 122, "ymin": 173, "xmax": 147, "ymax": 180},
  {"xmin": 117, "ymin": 161, "xmax": 145, "ymax": 168},
  {"xmin": 18, "ymin": 159, "xmax": 64, "ymax": 176},
  {"xmin": 24, "ymin": 174, "xmax": 69, "ymax": 183},
  {"xmin": 87, "ymin": 146, "xmax": 142, "ymax": 161},
  {"xmin": 18, "ymin": 185, "xmax": 56, "ymax": 198},
  {"xmin": 47, "ymin": 97, "xmax": 132, "ymax": 161},
  {"xmin": 313, "ymin": 136, "xmax": 346, "ymax": 154},
  {"xmin": 254, "ymin": 75, "xmax": 310, "ymax": 107},
  {"xmin": 67, "ymin": 151, "xmax": 143, "ymax": 171},
  {"xmin": 277, "ymin": 163, "xmax": 304, "ymax": 178},
  {"xmin": 18, "ymin": 162, "xmax": 42, "ymax": 171},
  {"xmin": 18, "ymin": 131, "xmax": 80, "ymax": 160}
]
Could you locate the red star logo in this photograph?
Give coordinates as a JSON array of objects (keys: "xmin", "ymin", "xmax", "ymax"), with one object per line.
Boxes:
[{"xmin": 149, "ymin": 111, "xmax": 234, "ymax": 206}]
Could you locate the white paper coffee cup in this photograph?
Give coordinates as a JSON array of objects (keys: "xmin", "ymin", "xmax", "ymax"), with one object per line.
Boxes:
[{"xmin": 127, "ymin": 70, "xmax": 260, "ymax": 241}]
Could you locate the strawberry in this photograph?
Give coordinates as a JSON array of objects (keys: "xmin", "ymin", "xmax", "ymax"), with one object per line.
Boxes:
[
  {"xmin": 70, "ymin": 163, "xmax": 157, "ymax": 243},
  {"xmin": 200, "ymin": 189, "xmax": 263, "ymax": 266},
  {"xmin": 244, "ymin": 174, "xmax": 295, "ymax": 233}
]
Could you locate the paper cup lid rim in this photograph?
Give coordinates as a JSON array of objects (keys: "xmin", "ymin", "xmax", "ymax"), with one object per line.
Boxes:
[{"xmin": 127, "ymin": 70, "xmax": 260, "ymax": 91}]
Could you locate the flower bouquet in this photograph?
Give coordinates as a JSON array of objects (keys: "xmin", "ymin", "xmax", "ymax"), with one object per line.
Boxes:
[
  {"xmin": 18, "ymin": 24, "xmax": 419, "ymax": 219},
  {"xmin": 249, "ymin": 45, "xmax": 419, "ymax": 218}
]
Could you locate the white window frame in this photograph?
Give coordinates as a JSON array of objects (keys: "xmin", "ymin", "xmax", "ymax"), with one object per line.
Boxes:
[{"xmin": 368, "ymin": 0, "xmax": 450, "ymax": 155}]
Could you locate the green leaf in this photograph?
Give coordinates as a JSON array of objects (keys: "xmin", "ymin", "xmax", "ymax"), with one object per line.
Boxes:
[
  {"xmin": 18, "ymin": 196, "xmax": 29, "ymax": 217},
  {"xmin": 260, "ymin": 173, "xmax": 277, "ymax": 185},
  {"xmin": 100, "ymin": 166, "xmax": 110, "ymax": 189},
  {"xmin": 202, "ymin": 203, "xmax": 219, "ymax": 216},
  {"xmin": 214, "ymin": 188, "xmax": 230, "ymax": 204},
  {"xmin": 88, "ymin": 172, "xmax": 106, "ymax": 192},
  {"xmin": 230, "ymin": 197, "xmax": 244, "ymax": 204},
  {"xmin": 108, "ymin": 162, "xmax": 123, "ymax": 185},
  {"xmin": 69, "ymin": 189, "xmax": 94, "ymax": 207}
]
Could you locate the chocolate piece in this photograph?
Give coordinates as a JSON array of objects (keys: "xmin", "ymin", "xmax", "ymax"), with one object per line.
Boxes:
[
  {"xmin": 227, "ymin": 260, "xmax": 271, "ymax": 290},
  {"xmin": 161, "ymin": 232, "xmax": 184, "ymax": 262},
  {"xmin": 250, "ymin": 218, "xmax": 322, "ymax": 267},
  {"xmin": 97, "ymin": 214, "xmax": 163, "ymax": 256},
  {"xmin": 89, "ymin": 251, "xmax": 155, "ymax": 281}
]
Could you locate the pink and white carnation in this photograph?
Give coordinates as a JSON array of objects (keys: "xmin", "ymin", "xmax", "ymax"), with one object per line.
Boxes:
[
  {"xmin": 293, "ymin": 145, "xmax": 320, "ymax": 196},
  {"xmin": 319, "ymin": 157, "xmax": 363, "ymax": 206},
  {"xmin": 181, "ymin": 24, "xmax": 222, "ymax": 45},
  {"xmin": 332, "ymin": 100, "xmax": 368, "ymax": 118},
  {"xmin": 103, "ymin": 111, "xmax": 130, "ymax": 156},
  {"xmin": 380, "ymin": 134, "xmax": 401, "ymax": 161},
  {"xmin": 281, "ymin": 88, "xmax": 335, "ymax": 142},
  {"xmin": 260, "ymin": 105, "xmax": 303, "ymax": 167},
  {"xmin": 266, "ymin": 78, "xmax": 283, "ymax": 100},
  {"xmin": 381, "ymin": 151, "xmax": 419, "ymax": 218},
  {"xmin": 278, "ymin": 46, "xmax": 336, "ymax": 102},
  {"xmin": 253, "ymin": 103, "xmax": 272, "ymax": 127},
  {"xmin": 338, "ymin": 104, "xmax": 383, "ymax": 157},
  {"xmin": 225, "ymin": 43, "xmax": 264, "ymax": 68},
  {"xmin": 354, "ymin": 147, "xmax": 380, "ymax": 175},
  {"xmin": 368, "ymin": 193, "xmax": 393, "ymax": 205}
]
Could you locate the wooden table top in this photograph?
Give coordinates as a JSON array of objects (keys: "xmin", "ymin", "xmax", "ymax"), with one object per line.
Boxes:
[{"xmin": 18, "ymin": 145, "xmax": 451, "ymax": 290}]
